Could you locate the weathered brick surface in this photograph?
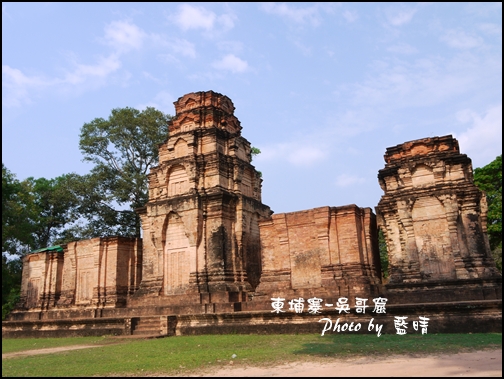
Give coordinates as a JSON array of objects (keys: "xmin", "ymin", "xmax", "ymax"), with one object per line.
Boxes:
[
  {"xmin": 19, "ymin": 250, "xmax": 63, "ymax": 310},
  {"xmin": 376, "ymin": 135, "xmax": 500, "ymax": 285},
  {"xmin": 4, "ymin": 99, "xmax": 501, "ymax": 338},
  {"xmin": 16, "ymin": 237, "xmax": 141, "ymax": 313},
  {"xmin": 255, "ymin": 205, "xmax": 382, "ymax": 301},
  {"xmin": 376, "ymin": 135, "xmax": 501, "ymax": 303},
  {"xmin": 132, "ymin": 91, "xmax": 272, "ymax": 307}
]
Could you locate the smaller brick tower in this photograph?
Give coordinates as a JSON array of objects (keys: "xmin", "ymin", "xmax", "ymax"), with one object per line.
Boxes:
[
  {"xmin": 376, "ymin": 135, "xmax": 501, "ymax": 301},
  {"xmin": 134, "ymin": 91, "xmax": 271, "ymax": 309}
]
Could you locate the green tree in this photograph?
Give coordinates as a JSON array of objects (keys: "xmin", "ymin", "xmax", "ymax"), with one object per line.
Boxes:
[
  {"xmin": 2, "ymin": 164, "xmax": 34, "ymax": 256},
  {"xmin": 3, "ymin": 165, "xmax": 81, "ymax": 253},
  {"xmin": 2, "ymin": 255, "xmax": 21, "ymax": 320},
  {"xmin": 79, "ymin": 107, "xmax": 171, "ymax": 238},
  {"xmin": 24, "ymin": 175, "xmax": 81, "ymax": 249},
  {"xmin": 250, "ymin": 147, "xmax": 261, "ymax": 161},
  {"xmin": 474, "ymin": 155, "xmax": 502, "ymax": 271},
  {"xmin": 2, "ymin": 164, "xmax": 32, "ymax": 319},
  {"xmin": 2, "ymin": 165, "xmax": 83, "ymax": 318},
  {"xmin": 57, "ymin": 172, "xmax": 140, "ymax": 241},
  {"xmin": 250, "ymin": 146, "xmax": 262, "ymax": 178}
]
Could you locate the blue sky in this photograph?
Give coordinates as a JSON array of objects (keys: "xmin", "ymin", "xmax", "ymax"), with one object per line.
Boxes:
[{"xmin": 2, "ymin": 2, "xmax": 502, "ymax": 214}]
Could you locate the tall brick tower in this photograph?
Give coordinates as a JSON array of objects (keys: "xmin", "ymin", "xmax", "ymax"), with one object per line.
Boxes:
[
  {"xmin": 376, "ymin": 135, "xmax": 501, "ymax": 302},
  {"xmin": 135, "ymin": 91, "xmax": 271, "ymax": 309}
]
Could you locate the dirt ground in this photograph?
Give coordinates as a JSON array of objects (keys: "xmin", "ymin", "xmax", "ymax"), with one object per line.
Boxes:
[
  {"xmin": 2, "ymin": 345, "xmax": 103, "ymax": 359},
  {"xmin": 3, "ymin": 346, "xmax": 502, "ymax": 377},
  {"xmin": 198, "ymin": 349, "xmax": 502, "ymax": 377}
]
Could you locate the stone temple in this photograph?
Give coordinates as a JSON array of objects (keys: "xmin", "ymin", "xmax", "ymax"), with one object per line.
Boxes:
[{"xmin": 3, "ymin": 91, "xmax": 501, "ymax": 337}]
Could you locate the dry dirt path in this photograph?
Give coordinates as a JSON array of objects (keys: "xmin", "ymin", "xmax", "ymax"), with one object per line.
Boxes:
[
  {"xmin": 197, "ymin": 349, "xmax": 502, "ymax": 377},
  {"xmin": 2, "ymin": 345, "xmax": 101, "ymax": 359}
]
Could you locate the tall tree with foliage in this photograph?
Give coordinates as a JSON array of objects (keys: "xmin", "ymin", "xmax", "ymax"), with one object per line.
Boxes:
[
  {"xmin": 2, "ymin": 164, "xmax": 35, "ymax": 256},
  {"xmin": 474, "ymin": 155, "xmax": 502, "ymax": 271},
  {"xmin": 58, "ymin": 172, "xmax": 140, "ymax": 241},
  {"xmin": 2, "ymin": 166, "xmax": 27, "ymax": 317},
  {"xmin": 2, "ymin": 165, "xmax": 29, "ymax": 319},
  {"xmin": 2, "ymin": 166, "xmax": 85, "ymax": 318},
  {"xmin": 2, "ymin": 255, "xmax": 22, "ymax": 319},
  {"xmin": 79, "ymin": 107, "xmax": 171, "ymax": 237},
  {"xmin": 24, "ymin": 175, "xmax": 81, "ymax": 249}
]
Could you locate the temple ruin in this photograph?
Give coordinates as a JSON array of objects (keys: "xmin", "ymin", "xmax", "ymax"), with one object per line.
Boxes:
[
  {"xmin": 377, "ymin": 136, "xmax": 501, "ymax": 304},
  {"xmin": 3, "ymin": 91, "xmax": 501, "ymax": 337}
]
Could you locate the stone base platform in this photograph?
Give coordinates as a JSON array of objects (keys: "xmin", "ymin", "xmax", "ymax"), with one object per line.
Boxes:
[
  {"xmin": 2, "ymin": 299, "xmax": 501, "ymax": 338},
  {"xmin": 385, "ymin": 277, "xmax": 502, "ymax": 303}
]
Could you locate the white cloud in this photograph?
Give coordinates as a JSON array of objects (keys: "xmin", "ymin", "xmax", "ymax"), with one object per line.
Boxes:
[
  {"xmin": 104, "ymin": 21, "xmax": 197, "ymax": 59},
  {"xmin": 142, "ymin": 71, "xmax": 159, "ymax": 82},
  {"xmin": 2, "ymin": 65, "xmax": 55, "ymax": 107},
  {"xmin": 63, "ymin": 54, "xmax": 121, "ymax": 85},
  {"xmin": 1, "ymin": 63, "xmax": 110, "ymax": 108},
  {"xmin": 11, "ymin": 20, "xmax": 146, "ymax": 100},
  {"xmin": 464, "ymin": 2, "xmax": 502, "ymax": 18},
  {"xmin": 287, "ymin": 146, "xmax": 326, "ymax": 166},
  {"xmin": 2, "ymin": 65, "xmax": 51, "ymax": 87},
  {"xmin": 479, "ymin": 23, "xmax": 502, "ymax": 36},
  {"xmin": 455, "ymin": 105, "xmax": 502, "ymax": 167},
  {"xmin": 150, "ymin": 34, "xmax": 197, "ymax": 66},
  {"xmin": 173, "ymin": 4, "xmax": 215, "ymax": 31},
  {"xmin": 261, "ymin": 3, "xmax": 323, "ymax": 26},
  {"xmin": 103, "ymin": 20, "xmax": 146, "ymax": 52},
  {"xmin": 171, "ymin": 4, "xmax": 235, "ymax": 33},
  {"xmin": 324, "ymin": 108, "xmax": 376, "ymax": 137},
  {"xmin": 345, "ymin": 53, "xmax": 497, "ymax": 110},
  {"xmin": 217, "ymin": 40, "xmax": 244, "ymax": 53},
  {"xmin": 165, "ymin": 38, "xmax": 196, "ymax": 58},
  {"xmin": 187, "ymin": 71, "xmax": 225, "ymax": 82},
  {"xmin": 256, "ymin": 142, "xmax": 327, "ymax": 167},
  {"xmin": 218, "ymin": 13, "xmax": 235, "ymax": 31},
  {"xmin": 212, "ymin": 54, "xmax": 248, "ymax": 73},
  {"xmin": 342, "ymin": 10, "xmax": 358, "ymax": 23},
  {"xmin": 335, "ymin": 174, "xmax": 366, "ymax": 187},
  {"xmin": 157, "ymin": 53, "xmax": 180, "ymax": 67},
  {"xmin": 320, "ymin": 48, "xmax": 499, "ymax": 147},
  {"xmin": 2, "ymin": 20, "xmax": 145, "ymax": 107},
  {"xmin": 137, "ymin": 91, "xmax": 175, "ymax": 113},
  {"xmin": 387, "ymin": 43, "xmax": 418, "ymax": 55},
  {"xmin": 385, "ymin": 7, "xmax": 417, "ymax": 26},
  {"xmin": 291, "ymin": 38, "xmax": 312, "ymax": 56},
  {"xmin": 2, "ymin": 52, "xmax": 123, "ymax": 107},
  {"xmin": 440, "ymin": 29, "xmax": 483, "ymax": 49}
]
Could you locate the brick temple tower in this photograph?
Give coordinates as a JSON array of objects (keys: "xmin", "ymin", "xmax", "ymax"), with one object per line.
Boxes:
[
  {"xmin": 134, "ymin": 91, "xmax": 271, "ymax": 309},
  {"xmin": 376, "ymin": 135, "xmax": 501, "ymax": 301},
  {"xmin": 4, "ymin": 115, "xmax": 501, "ymax": 338}
]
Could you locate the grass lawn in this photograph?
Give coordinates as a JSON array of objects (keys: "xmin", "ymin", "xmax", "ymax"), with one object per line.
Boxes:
[{"xmin": 2, "ymin": 333, "xmax": 501, "ymax": 377}]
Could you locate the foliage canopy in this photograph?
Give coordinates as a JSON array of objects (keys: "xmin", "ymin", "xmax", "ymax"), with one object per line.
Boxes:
[
  {"xmin": 78, "ymin": 106, "xmax": 171, "ymax": 237},
  {"xmin": 474, "ymin": 155, "xmax": 502, "ymax": 271}
]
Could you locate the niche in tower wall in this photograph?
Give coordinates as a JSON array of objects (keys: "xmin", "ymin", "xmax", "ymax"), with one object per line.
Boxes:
[
  {"xmin": 411, "ymin": 197, "xmax": 456, "ymax": 280},
  {"xmin": 26, "ymin": 278, "xmax": 40, "ymax": 308},
  {"xmin": 209, "ymin": 225, "xmax": 228, "ymax": 272},
  {"xmin": 167, "ymin": 165, "xmax": 189, "ymax": 197},
  {"xmin": 163, "ymin": 213, "xmax": 190, "ymax": 295}
]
